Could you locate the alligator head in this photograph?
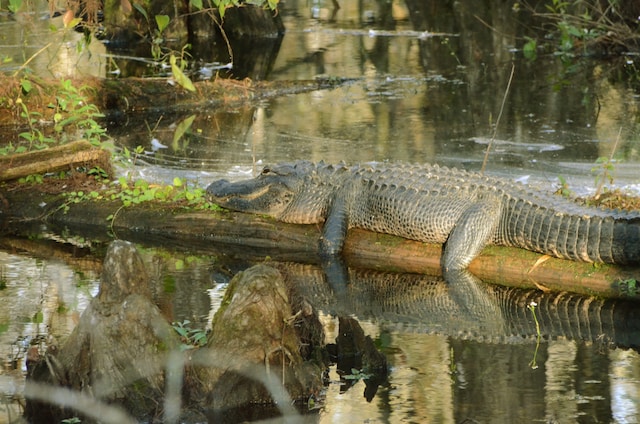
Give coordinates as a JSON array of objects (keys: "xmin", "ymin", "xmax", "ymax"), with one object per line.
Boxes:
[{"xmin": 206, "ymin": 161, "xmax": 346, "ymax": 224}]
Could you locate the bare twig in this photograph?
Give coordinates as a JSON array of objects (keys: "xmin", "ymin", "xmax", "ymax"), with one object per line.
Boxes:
[
  {"xmin": 12, "ymin": 43, "xmax": 52, "ymax": 77},
  {"xmin": 594, "ymin": 126, "xmax": 623, "ymax": 199},
  {"xmin": 481, "ymin": 63, "xmax": 515, "ymax": 174}
]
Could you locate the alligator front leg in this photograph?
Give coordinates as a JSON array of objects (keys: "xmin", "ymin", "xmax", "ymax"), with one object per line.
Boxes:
[
  {"xmin": 441, "ymin": 198, "xmax": 502, "ymax": 272},
  {"xmin": 440, "ymin": 199, "xmax": 505, "ymax": 331},
  {"xmin": 319, "ymin": 192, "xmax": 350, "ymax": 257},
  {"xmin": 319, "ymin": 192, "xmax": 352, "ymax": 294}
]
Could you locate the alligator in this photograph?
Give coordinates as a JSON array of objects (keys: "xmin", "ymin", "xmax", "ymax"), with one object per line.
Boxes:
[{"xmin": 206, "ymin": 161, "xmax": 640, "ymax": 272}]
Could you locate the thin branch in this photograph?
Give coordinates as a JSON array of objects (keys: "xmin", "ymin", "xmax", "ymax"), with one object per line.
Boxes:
[{"xmin": 481, "ymin": 63, "xmax": 515, "ymax": 174}]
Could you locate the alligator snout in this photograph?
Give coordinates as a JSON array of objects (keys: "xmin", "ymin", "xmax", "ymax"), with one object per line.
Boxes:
[
  {"xmin": 205, "ymin": 179, "xmax": 232, "ymax": 197},
  {"xmin": 206, "ymin": 178, "xmax": 270, "ymax": 199}
]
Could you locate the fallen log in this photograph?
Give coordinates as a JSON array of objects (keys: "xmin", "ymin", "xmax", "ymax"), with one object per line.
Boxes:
[
  {"xmin": 0, "ymin": 74, "xmax": 356, "ymax": 126},
  {"xmin": 2, "ymin": 187, "xmax": 639, "ymax": 300},
  {"xmin": 0, "ymin": 140, "xmax": 110, "ymax": 182}
]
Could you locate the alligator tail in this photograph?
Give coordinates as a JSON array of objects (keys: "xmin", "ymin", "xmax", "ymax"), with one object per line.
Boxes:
[{"xmin": 507, "ymin": 201, "xmax": 640, "ymax": 265}]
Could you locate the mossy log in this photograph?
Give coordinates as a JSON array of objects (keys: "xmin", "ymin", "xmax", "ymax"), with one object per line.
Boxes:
[
  {"xmin": 2, "ymin": 187, "xmax": 639, "ymax": 300},
  {"xmin": 0, "ymin": 140, "xmax": 110, "ymax": 182}
]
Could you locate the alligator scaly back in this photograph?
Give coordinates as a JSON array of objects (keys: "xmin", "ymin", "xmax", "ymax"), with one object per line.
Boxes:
[{"xmin": 206, "ymin": 161, "xmax": 640, "ymax": 269}]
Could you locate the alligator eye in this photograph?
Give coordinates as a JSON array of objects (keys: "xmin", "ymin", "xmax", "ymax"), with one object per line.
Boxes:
[{"xmin": 261, "ymin": 168, "xmax": 272, "ymax": 175}]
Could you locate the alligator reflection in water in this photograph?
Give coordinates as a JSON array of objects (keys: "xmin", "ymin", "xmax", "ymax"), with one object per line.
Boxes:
[{"xmin": 278, "ymin": 262, "xmax": 640, "ymax": 350}]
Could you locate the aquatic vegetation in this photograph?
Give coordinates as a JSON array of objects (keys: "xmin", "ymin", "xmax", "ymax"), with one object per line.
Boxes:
[
  {"xmin": 557, "ymin": 129, "xmax": 636, "ymax": 208},
  {"xmin": 527, "ymin": 301, "xmax": 541, "ymax": 369},
  {"xmin": 172, "ymin": 319, "xmax": 208, "ymax": 350},
  {"xmin": 343, "ymin": 368, "xmax": 373, "ymax": 381},
  {"xmin": 617, "ymin": 278, "xmax": 638, "ymax": 297},
  {"xmin": 60, "ymin": 175, "xmax": 220, "ymax": 223},
  {"xmin": 555, "ymin": 175, "xmax": 574, "ymax": 198},
  {"xmin": 591, "ymin": 127, "xmax": 622, "ymax": 199}
]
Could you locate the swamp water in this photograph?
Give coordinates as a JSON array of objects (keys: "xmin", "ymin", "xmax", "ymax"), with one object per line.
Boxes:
[{"xmin": 2, "ymin": 0, "xmax": 640, "ymax": 422}]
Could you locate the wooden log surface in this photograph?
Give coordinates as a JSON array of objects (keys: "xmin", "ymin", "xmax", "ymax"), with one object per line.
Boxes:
[
  {"xmin": 0, "ymin": 140, "xmax": 110, "ymax": 181},
  {"xmin": 2, "ymin": 188, "xmax": 639, "ymax": 301}
]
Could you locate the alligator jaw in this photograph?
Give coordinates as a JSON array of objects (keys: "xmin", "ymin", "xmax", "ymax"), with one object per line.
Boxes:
[
  {"xmin": 206, "ymin": 178, "xmax": 293, "ymax": 218},
  {"xmin": 208, "ymin": 181, "xmax": 271, "ymax": 202}
]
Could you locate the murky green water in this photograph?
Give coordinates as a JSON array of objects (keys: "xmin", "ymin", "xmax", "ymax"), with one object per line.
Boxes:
[{"xmin": 2, "ymin": 0, "xmax": 640, "ymax": 422}]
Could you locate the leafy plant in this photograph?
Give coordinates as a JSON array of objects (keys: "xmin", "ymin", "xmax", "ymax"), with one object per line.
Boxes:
[
  {"xmin": 49, "ymin": 79, "xmax": 107, "ymax": 146},
  {"xmin": 170, "ymin": 54, "xmax": 196, "ymax": 92},
  {"xmin": 18, "ymin": 174, "xmax": 44, "ymax": 185},
  {"xmin": 555, "ymin": 175, "xmax": 573, "ymax": 198},
  {"xmin": 592, "ymin": 127, "xmax": 622, "ymax": 199},
  {"xmin": 522, "ymin": 0, "xmax": 636, "ymax": 58},
  {"xmin": 16, "ymin": 79, "xmax": 56, "ymax": 150},
  {"xmin": 172, "ymin": 320, "xmax": 208, "ymax": 350},
  {"xmin": 343, "ymin": 368, "xmax": 373, "ymax": 381},
  {"xmin": 7, "ymin": 0, "xmax": 22, "ymax": 13},
  {"xmin": 618, "ymin": 278, "xmax": 638, "ymax": 297},
  {"xmin": 87, "ymin": 166, "xmax": 111, "ymax": 182},
  {"xmin": 449, "ymin": 347, "xmax": 457, "ymax": 375},
  {"xmin": 59, "ymin": 175, "xmax": 219, "ymax": 219},
  {"xmin": 8, "ymin": 76, "xmax": 108, "ymax": 154},
  {"xmin": 0, "ymin": 266, "xmax": 7, "ymax": 290},
  {"xmin": 522, "ymin": 37, "xmax": 537, "ymax": 61},
  {"xmin": 591, "ymin": 156, "xmax": 617, "ymax": 198},
  {"xmin": 120, "ymin": 145, "xmax": 146, "ymax": 167},
  {"xmin": 138, "ymin": 9, "xmax": 196, "ymax": 91}
]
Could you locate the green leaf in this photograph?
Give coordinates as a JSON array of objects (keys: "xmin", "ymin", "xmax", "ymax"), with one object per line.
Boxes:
[
  {"xmin": 169, "ymin": 55, "xmax": 196, "ymax": 92},
  {"xmin": 523, "ymin": 38, "xmax": 537, "ymax": 61},
  {"xmin": 175, "ymin": 259, "xmax": 185, "ymax": 270},
  {"xmin": 190, "ymin": 0, "xmax": 203, "ymax": 10},
  {"xmin": 173, "ymin": 177, "xmax": 183, "ymax": 187},
  {"xmin": 133, "ymin": 3, "xmax": 149, "ymax": 21},
  {"xmin": 155, "ymin": 14, "xmax": 170, "ymax": 33},
  {"xmin": 65, "ymin": 17, "xmax": 83, "ymax": 30},
  {"xmin": 172, "ymin": 114, "xmax": 196, "ymax": 148},
  {"xmin": 20, "ymin": 79, "xmax": 32, "ymax": 94},
  {"xmin": 8, "ymin": 0, "xmax": 22, "ymax": 13}
]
